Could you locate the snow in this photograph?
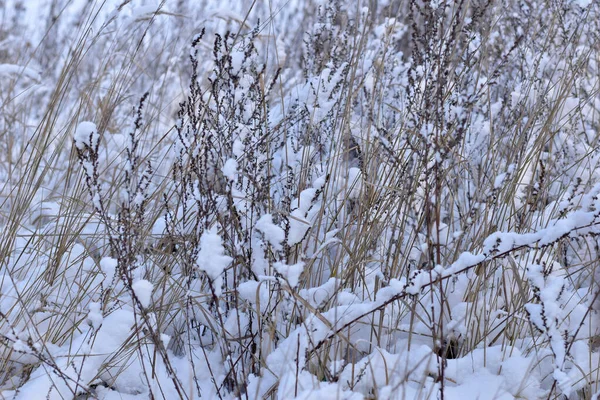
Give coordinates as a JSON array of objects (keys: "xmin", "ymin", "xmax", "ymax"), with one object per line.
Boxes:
[
  {"xmin": 286, "ymin": 188, "xmax": 319, "ymax": 245},
  {"xmin": 255, "ymin": 214, "xmax": 285, "ymax": 251},
  {"xmin": 0, "ymin": 64, "xmax": 41, "ymax": 81},
  {"xmin": 237, "ymin": 279, "xmax": 270, "ymax": 313},
  {"xmin": 287, "ymin": 209, "xmax": 311, "ymax": 245},
  {"xmin": 347, "ymin": 167, "xmax": 362, "ymax": 199},
  {"xmin": 494, "ymin": 172, "xmax": 507, "ymax": 189},
  {"xmin": 5, "ymin": 309, "xmax": 139, "ymax": 400},
  {"xmin": 4, "ymin": 0, "xmax": 600, "ymax": 398},
  {"xmin": 87, "ymin": 302, "xmax": 103, "ymax": 330},
  {"xmin": 130, "ymin": 5, "xmax": 162, "ymax": 20},
  {"xmin": 222, "ymin": 158, "xmax": 238, "ymax": 181},
  {"xmin": 132, "ymin": 280, "xmax": 153, "ymax": 307},
  {"xmin": 230, "ymin": 51, "xmax": 245, "ymax": 75},
  {"xmin": 100, "ymin": 257, "xmax": 118, "ymax": 285},
  {"xmin": 274, "ymin": 261, "xmax": 305, "ymax": 287},
  {"xmin": 74, "ymin": 121, "xmax": 100, "ymax": 150},
  {"xmin": 196, "ymin": 227, "xmax": 232, "ymax": 294}
]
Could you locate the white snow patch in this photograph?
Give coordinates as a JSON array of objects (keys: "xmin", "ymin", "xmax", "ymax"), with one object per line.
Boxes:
[
  {"xmin": 274, "ymin": 261, "xmax": 305, "ymax": 287},
  {"xmin": 132, "ymin": 280, "xmax": 153, "ymax": 308},
  {"xmin": 87, "ymin": 302, "xmax": 103, "ymax": 330},
  {"xmin": 197, "ymin": 227, "xmax": 232, "ymax": 294},
  {"xmin": 256, "ymin": 214, "xmax": 285, "ymax": 251},
  {"xmin": 74, "ymin": 121, "xmax": 99, "ymax": 150},
  {"xmin": 347, "ymin": 167, "xmax": 363, "ymax": 199},
  {"xmin": 222, "ymin": 158, "xmax": 238, "ymax": 181},
  {"xmin": 0, "ymin": 63, "xmax": 41, "ymax": 81}
]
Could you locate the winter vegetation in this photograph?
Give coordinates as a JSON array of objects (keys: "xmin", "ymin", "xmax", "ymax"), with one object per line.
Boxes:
[{"xmin": 0, "ymin": 0, "xmax": 600, "ymax": 398}]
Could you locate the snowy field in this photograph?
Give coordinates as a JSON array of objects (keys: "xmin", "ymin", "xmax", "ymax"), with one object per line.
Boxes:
[{"xmin": 1, "ymin": 0, "xmax": 600, "ymax": 399}]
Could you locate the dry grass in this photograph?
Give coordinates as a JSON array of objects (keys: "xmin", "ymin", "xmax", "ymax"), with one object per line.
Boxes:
[{"xmin": 0, "ymin": 0, "xmax": 599, "ymax": 399}]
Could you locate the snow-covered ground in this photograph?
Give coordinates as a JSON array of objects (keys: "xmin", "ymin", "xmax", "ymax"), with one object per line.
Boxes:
[{"xmin": 1, "ymin": 0, "xmax": 600, "ymax": 399}]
